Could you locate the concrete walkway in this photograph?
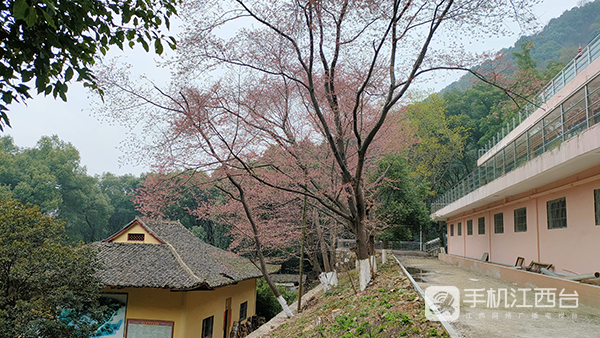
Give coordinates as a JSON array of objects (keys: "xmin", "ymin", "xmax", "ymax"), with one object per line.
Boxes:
[
  {"xmin": 246, "ymin": 284, "xmax": 323, "ymax": 338},
  {"xmin": 399, "ymin": 257, "xmax": 600, "ymax": 338}
]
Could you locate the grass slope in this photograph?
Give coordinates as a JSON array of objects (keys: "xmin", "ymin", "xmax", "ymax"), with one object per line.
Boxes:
[{"xmin": 270, "ymin": 259, "xmax": 450, "ymax": 338}]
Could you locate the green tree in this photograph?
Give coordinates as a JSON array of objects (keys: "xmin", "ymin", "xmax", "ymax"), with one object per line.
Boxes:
[
  {"xmin": 24, "ymin": 136, "xmax": 114, "ymax": 242},
  {"xmin": 370, "ymin": 154, "xmax": 430, "ymax": 241},
  {"xmin": 0, "ymin": 197, "xmax": 102, "ymax": 337},
  {"xmin": 98, "ymin": 173, "xmax": 141, "ymax": 235},
  {"xmin": 0, "ymin": 0, "xmax": 179, "ymax": 130},
  {"xmin": 255, "ymin": 278, "xmax": 296, "ymax": 321},
  {"xmin": 406, "ymin": 93, "xmax": 469, "ymax": 194},
  {"xmin": 0, "ymin": 136, "xmax": 115, "ymax": 242},
  {"xmin": 478, "ymin": 41, "xmax": 546, "ymax": 147}
]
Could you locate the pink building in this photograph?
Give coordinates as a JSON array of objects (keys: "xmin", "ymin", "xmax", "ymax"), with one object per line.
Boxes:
[{"xmin": 431, "ymin": 35, "xmax": 600, "ymax": 275}]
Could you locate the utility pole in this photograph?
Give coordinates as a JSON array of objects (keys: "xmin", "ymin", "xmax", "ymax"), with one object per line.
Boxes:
[{"xmin": 420, "ymin": 223, "xmax": 423, "ymax": 251}]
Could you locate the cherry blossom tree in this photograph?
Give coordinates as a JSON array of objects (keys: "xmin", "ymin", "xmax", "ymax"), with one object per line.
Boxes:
[{"xmin": 95, "ymin": 0, "xmax": 539, "ymax": 291}]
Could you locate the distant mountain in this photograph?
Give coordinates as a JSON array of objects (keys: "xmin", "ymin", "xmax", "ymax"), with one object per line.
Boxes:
[{"xmin": 443, "ymin": 0, "xmax": 600, "ymax": 92}]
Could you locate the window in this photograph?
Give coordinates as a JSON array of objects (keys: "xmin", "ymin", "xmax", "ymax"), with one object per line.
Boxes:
[
  {"xmin": 201, "ymin": 316, "xmax": 214, "ymax": 338},
  {"xmin": 595, "ymin": 189, "xmax": 600, "ymax": 225},
  {"xmin": 514, "ymin": 208, "xmax": 527, "ymax": 232},
  {"xmin": 457, "ymin": 222, "xmax": 462, "ymax": 236},
  {"xmin": 239, "ymin": 301, "xmax": 248, "ymax": 322},
  {"xmin": 547, "ymin": 197, "xmax": 567, "ymax": 229},
  {"xmin": 494, "ymin": 213, "xmax": 504, "ymax": 234},
  {"xmin": 478, "ymin": 217, "xmax": 485, "ymax": 235},
  {"xmin": 450, "ymin": 224, "xmax": 454, "ymax": 236},
  {"xmin": 467, "ymin": 220, "xmax": 473, "ymax": 235},
  {"xmin": 128, "ymin": 233, "xmax": 145, "ymax": 241}
]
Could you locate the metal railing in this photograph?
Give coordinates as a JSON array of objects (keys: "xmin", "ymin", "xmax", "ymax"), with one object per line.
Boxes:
[
  {"xmin": 337, "ymin": 239, "xmax": 429, "ymax": 251},
  {"xmin": 477, "ymin": 33, "xmax": 600, "ymax": 157},
  {"xmin": 423, "ymin": 237, "xmax": 441, "ymax": 251},
  {"xmin": 432, "ymin": 71, "xmax": 600, "ymax": 213}
]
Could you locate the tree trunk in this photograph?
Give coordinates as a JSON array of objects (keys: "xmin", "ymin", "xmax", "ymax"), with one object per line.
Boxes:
[
  {"xmin": 314, "ymin": 209, "xmax": 331, "ymax": 273},
  {"xmin": 306, "ymin": 227, "xmax": 323, "ymax": 274},
  {"xmin": 328, "ymin": 223, "xmax": 338, "ymax": 270},
  {"xmin": 228, "ymin": 174, "xmax": 293, "ymax": 317},
  {"xmin": 355, "ymin": 224, "xmax": 371, "ymax": 291},
  {"xmin": 297, "ymin": 194, "xmax": 307, "ymax": 313}
]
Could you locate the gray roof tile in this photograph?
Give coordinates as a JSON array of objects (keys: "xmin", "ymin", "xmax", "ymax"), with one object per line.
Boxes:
[{"xmin": 93, "ymin": 219, "xmax": 262, "ymax": 289}]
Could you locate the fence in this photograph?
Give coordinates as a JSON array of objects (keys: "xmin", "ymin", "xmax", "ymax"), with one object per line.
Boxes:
[
  {"xmin": 478, "ymin": 33, "xmax": 600, "ymax": 157},
  {"xmin": 337, "ymin": 238, "xmax": 440, "ymax": 251},
  {"xmin": 432, "ymin": 68, "xmax": 600, "ymax": 213}
]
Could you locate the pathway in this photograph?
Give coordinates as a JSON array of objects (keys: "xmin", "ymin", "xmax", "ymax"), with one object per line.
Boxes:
[{"xmin": 398, "ymin": 256, "xmax": 600, "ymax": 338}]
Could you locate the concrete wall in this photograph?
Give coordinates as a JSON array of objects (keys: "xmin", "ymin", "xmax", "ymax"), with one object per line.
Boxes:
[
  {"xmin": 103, "ymin": 278, "xmax": 257, "ymax": 338},
  {"xmin": 439, "ymin": 253, "xmax": 600, "ymax": 308},
  {"xmin": 446, "ymin": 165, "xmax": 600, "ymax": 274}
]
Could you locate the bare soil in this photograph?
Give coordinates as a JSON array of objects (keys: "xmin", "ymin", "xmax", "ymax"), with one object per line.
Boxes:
[{"xmin": 400, "ymin": 257, "xmax": 600, "ymax": 338}]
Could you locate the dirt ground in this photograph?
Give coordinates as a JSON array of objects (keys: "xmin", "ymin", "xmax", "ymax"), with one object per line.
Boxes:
[{"xmin": 399, "ymin": 256, "xmax": 600, "ymax": 338}]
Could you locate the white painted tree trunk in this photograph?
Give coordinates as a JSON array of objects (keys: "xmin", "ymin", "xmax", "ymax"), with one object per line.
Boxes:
[
  {"xmin": 358, "ymin": 258, "xmax": 371, "ymax": 291},
  {"xmin": 319, "ymin": 271, "xmax": 339, "ymax": 292},
  {"xmin": 277, "ymin": 295, "xmax": 294, "ymax": 318},
  {"xmin": 370, "ymin": 255, "xmax": 377, "ymax": 274},
  {"xmin": 382, "ymin": 249, "xmax": 387, "ymax": 264}
]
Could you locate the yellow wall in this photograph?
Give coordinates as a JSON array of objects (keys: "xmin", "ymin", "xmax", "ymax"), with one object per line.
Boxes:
[
  {"xmin": 111, "ymin": 223, "xmax": 162, "ymax": 244},
  {"xmin": 102, "ymin": 278, "xmax": 257, "ymax": 338}
]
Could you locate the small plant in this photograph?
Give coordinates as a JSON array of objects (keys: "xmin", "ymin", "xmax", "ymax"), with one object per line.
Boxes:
[
  {"xmin": 332, "ymin": 314, "xmax": 357, "ymax": 332},
  {"xmin": 429, "ymin": 328, "xmax": 440, "ymax": 336},
  {"xmin": 400, "ymin": 313, "xmax": 413, "ymax": 325}
]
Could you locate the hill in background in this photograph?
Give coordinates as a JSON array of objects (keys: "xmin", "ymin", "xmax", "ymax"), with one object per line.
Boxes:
[{"xmin": 445, "ymin": 0, "xmax": 600, "ymax": 92}]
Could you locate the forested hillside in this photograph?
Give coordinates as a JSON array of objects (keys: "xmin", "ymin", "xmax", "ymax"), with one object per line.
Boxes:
[
  {"xmin": 408, "ymin": 0, "xmax": 600, "ymax": 201},
  {"xmin": 447, "ymin": 0, "xmax": 600, "ymax": 92}
]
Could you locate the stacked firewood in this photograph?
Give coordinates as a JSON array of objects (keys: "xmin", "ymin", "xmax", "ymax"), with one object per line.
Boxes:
[{"xmin": 229, "ymin": 315, "xmax": 266, "ymax": 338}]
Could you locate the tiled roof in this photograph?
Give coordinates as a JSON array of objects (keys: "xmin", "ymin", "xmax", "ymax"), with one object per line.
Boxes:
[{"xmin": 93, "ymin": 219, "xmax": 262, "ymax": 289}]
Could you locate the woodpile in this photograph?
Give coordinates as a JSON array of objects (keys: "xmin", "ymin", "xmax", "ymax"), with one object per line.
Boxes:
[{"xmin": 230, "ymin": 315, "xmax": 266, "ymax": 338}]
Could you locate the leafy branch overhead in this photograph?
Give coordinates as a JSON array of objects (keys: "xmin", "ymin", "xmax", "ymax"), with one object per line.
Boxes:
[{"xmin": 0, "ymin": 0, "xmax": 179, "ymax": 130}]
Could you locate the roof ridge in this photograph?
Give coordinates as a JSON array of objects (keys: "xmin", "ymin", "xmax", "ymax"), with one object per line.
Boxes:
[
  {"xmin": 164, "ymin": 241, "xmax": 204, "ymax": 285},
  {"xmin": 139, "ymin": 219, "xmax": 204, "ymax": 285}
]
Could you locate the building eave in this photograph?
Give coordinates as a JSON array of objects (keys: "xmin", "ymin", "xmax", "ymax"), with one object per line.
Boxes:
[{"xmin": 432, "ymin": 123, "xmax": 600, "ymax": 221}]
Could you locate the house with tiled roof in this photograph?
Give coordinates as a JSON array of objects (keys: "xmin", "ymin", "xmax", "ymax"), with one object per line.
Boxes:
[{"xmin": 92, "ymin": 219, "xmax": 263, "ymax": 338}]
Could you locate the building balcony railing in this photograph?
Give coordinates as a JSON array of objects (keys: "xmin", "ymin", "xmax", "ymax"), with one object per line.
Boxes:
[
  {"xmin": 478, "ymin": 33, "xmax": 600, "ymax": 157},
  {"xmin": 431, "ymin": 70, "xmax": 600, "ymax": 214}
]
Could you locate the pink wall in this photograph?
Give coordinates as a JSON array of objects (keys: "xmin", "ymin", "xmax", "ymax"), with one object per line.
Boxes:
[
  {"xmin": 537, "ymin": 182, "xmax": 600, "ymax": 274},
  {"xmin": 446, "ymin": 169, "xmax": 600, "ymax": 274},
  {"xmin": 488, "ymin": 199, "xmax": 538, "ymax": 266},
  {"xmin": 447, "ymin": 213, "xmax": 491, "ymax": 260}
]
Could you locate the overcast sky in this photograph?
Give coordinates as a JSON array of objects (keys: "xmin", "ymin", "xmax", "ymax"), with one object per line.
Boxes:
[{"xmin": 1, "ymin": 0, "xmax": 586, "ymax": 177}]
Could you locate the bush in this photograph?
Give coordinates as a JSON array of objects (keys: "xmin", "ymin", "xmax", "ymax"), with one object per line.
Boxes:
[
  {"xmin": 255, "ymin": 278, "xmax": 297, "ymax": 320},
  {"xmin": 0, "ymin": 197, "xmax": 102, "ymax": 337}
]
